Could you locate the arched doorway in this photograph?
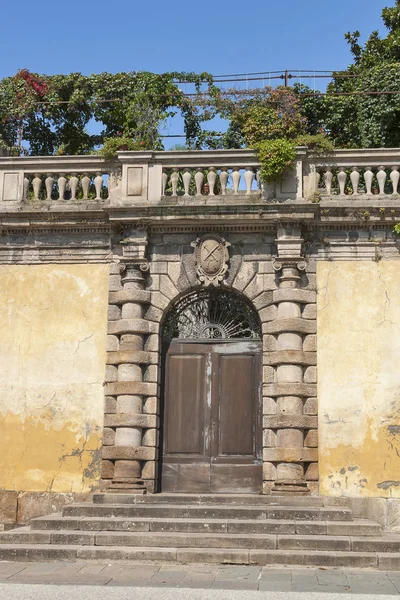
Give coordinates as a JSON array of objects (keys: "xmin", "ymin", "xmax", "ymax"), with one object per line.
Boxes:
[{"xmin": 160, "ymin": 288, "xmax": 263, "ymax": 493}]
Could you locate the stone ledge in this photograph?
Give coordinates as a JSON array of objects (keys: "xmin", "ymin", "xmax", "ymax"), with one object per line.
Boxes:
[
  {"xmin": 264, "ymin": 351, "xmax": 317, "ymax": 366},
  {"xmin": 104, "ymin": 414, "xmax": 158, "ymax": 428},
  {"xmin": 263, "ymin": 383, "xmax": 317, "ymax": 397},
  {"xmin": 105, "ymin": 381, "xmax": 158, "ymax": 396},
  {"xmin": 109, "ymin": 290, "xmax": 151, "ymax": 305},
  {"xmin": 108, "ymin": 319, "xmax": 158, "ymax": 335},
  {"xmin": 263, "ymin": 319, "xmax": 316, "ymax": 336},
  {"xmin": 263, "ymin": 448, "xmax": 319, "ymax": 462},
  {"xmin": 273, "ymin": 289, "xmax": 316, "ymax": 304},
  {"xmin": 102, "ymin": 446, "xmax": 157, "ymax": 460},
  {"xmin": 107, "ymin": 350, "xmax": 158, "ymax": 366},
  {"xmin": 263, "ymin": 415, "xmax": 318, "ymax": 429}
]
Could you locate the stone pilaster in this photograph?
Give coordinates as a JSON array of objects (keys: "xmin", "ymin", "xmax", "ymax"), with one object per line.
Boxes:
[
  {"xmin": 101, "ymin": 229, "xmax": 159, "ymax": 493},
  {"xmin": 263, "ymin": 228, "xmax": 317, "ymax": 495}
]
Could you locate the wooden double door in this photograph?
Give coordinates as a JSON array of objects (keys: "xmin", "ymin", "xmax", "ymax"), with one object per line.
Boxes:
[{"xmin": 161, "ymin": 340, "xmax": 262, "ymax": 493}]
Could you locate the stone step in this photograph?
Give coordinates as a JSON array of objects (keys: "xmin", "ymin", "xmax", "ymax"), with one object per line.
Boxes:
[
  {"xmin": 2, "ymin": 528, "xmax": 394, "ymax": 552},
  {"xmin": 93, "ymin": 493, "xmax": 325, "ymax": 507},
  {"xmin": 30, "ymin": 515, "xmax": 381, "ymax": 536},
  {"xmin": 62, "ymin": 503, "xmax": 353, "ymax": 522},
  {"xmin": 0, "ymin": 543, "xmax": 399, "ymax": 569}
]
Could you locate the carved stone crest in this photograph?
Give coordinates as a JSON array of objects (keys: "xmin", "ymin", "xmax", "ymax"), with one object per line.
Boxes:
[{"xmin": 191, "ymin": 235, "xmax": 231, "ymax": 287}]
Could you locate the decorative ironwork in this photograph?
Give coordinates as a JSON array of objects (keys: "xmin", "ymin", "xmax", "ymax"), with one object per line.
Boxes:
[{"xmin": 162, "ymin": 289, "xmax": 261, "ymax": 341}]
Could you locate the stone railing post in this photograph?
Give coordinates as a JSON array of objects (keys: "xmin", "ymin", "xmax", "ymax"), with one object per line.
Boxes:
[{"xmin": 263, "ymin": 227, "xmax": 318, "ymax": 495}]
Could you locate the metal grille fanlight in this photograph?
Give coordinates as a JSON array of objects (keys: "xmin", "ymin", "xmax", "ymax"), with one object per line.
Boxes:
[{"xmin": 163, "ymin": 289, "xmax": 261, "ymax": 341}]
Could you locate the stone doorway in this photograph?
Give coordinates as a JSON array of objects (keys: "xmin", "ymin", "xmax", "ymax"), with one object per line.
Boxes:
[{"xmin": 160, "ymin": 289, "xmax": 263, "ymax": 493}]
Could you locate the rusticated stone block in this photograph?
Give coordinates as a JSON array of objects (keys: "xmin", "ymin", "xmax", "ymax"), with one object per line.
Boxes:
[
  {"xmin": 273, "ymin": 289, "xmax": 316, "ymax": 304},
  {"xmin": 144, "ymin": 306, "xmax": 163, "ymax": 323},
  {"xmin": 151, "ymin": 262, "xmax": 168, "ymax": 274},
  {"xmin": 232, "ymin": 262, "xmax": 257, "ymax": 293},
  {"xmin": 263, "ymin": 366, "xmax": 275, "ymax": 383},
  {"xmin": 102, "ymin": 427, "xmax": 115, "ymax": 446},
  {"xmin": 101, "ymin": 460, "xmax": 114, "ymax": 479},
  {"xmin": 263, "ymin": 397, "xmax": 277, "ymax": 415},
  {"xmin": 109, "ymin": 289, "xmax": 151, "ymax": 305},
  {"xmin": 259, "ymin": 305, "xmax": 278, "ymax": 323},
  {"xmin": 264, "ymin": 351, "xmax": 317, "ymax": 366},
  {"xmin": 263, "ymin": 448, "xmax": 318, "ymax": 462},
  {"xmin": 143, "ymin": 397, "xmax": 158, "ymax": 415},
  {"xmin": 263, "ymin": 382, "xmax": 317, "ymax": 398},
  {"xmin": 305, "ymin": 462, "xmax": 319, "ymax": 481},
  {"xmin": 263, "ymin": 335, "xmax": 277, "ymax": 352},
  {"xmin": 108, "ymin": 274, "xmax": 122, "ymax": 292},
  {"xmin": 142, "ymin": 460, "xmax": 157, "ymax": 480},
  {"xmin": 263, "ymin": 462, "xmax": 277, "ymax": 480},
  {"xmin": 106, "ymin": 335, "xmax": 119, "ymax": 352},
  {"xmin": 258, "ymin": 261, "xmax": 275, "ymax": 274},
  {"xmin": 303, "ymin": 335, "xmax": 317, "ymax": 352},
  {"xmin": 159, "ymin": 275, "xmax": 179, "ymax": 300},
  {"xmin": 109, "ymin": 262, "xmax": 121, "ymax": 276},
  {"xmin": 142, "ymin": 429, "xmax": 158, "ymax": 447},
  {"xmin": 304, "ymin": 366, "xmax": 317, "ymax": 383},
  {"xmin": 108, "ymin": 319, "xmax": 158, "ymax": 336},
  {"xmin": 144, "ymin": 365, "xmax": 159, "ymax": 383},
  {"xmin": 0, "ymin": 491, "xmax": 17, "ymax": 524},
  {"xmin": 263, "ymin": 318, "xmax": 316, "ymax": 336},
  {"xmin": 145, "ymin": 334, "xmax": 160, "ymax": 353},
  {"xmin": 244, "ymin": 274, "xmax": 276, "ymax": 300},
  {"xmin": 104, "ymin": 414, "xmax": 157, "ymax": 428},
  {"xmin": 253, "ymin": 291, "xmax": 274, "ymax": 311},
  {"xmin": 105, "ymin": 381, "xmax": 157, "ymax": 396},
  {"xmin": 104, "ymin": 396, "xmax": 117, "ymax": 414},
  {"xmin": 108, "ymin": 305, "xmax": 121, "ymax": 321},
  {"xmin": 105, "ymin": 365, "xmax": 118, "ymax": 383},
  {"xmin": 304, "ymin": 429, "xmax": 318, "ymax": 447},
  {"xmin": 304, "ymin": 397, "xmax": 318, "ymax": 415},
  {"xmin": 302, "ymin": 304, "xmax": 316, "ymax": 319},
  {"xmin": 107, "ymin": 350, "xmax": 157, "ymax": 366},
  {"xmin": 151, "ymin": 291, "xmax": 170, "ymax": 311},
  {"xmin": 263, "ymin": 414, "xmax": 318, "ymax": 429},
  {"xmin": 102, "ymin": 446, "xmax": 157, "ymax": 461},
  {"xmin": 263, "ymin": 429, "xmax": 277, "ymax": 447}
]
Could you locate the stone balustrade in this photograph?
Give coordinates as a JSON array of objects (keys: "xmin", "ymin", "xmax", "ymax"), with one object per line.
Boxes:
[
  {"xmin": 1, "ymin": 147, "xmax": 400, "ymax": 206},
  {"xmin": 307, "ymin": 148, "xmax": 400, "ymax": 198}
]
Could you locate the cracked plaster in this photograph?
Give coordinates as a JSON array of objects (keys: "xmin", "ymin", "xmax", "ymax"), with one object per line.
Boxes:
[{"xmin": 317, "ymin": 261, "xmax": 400, "ymax": 498}]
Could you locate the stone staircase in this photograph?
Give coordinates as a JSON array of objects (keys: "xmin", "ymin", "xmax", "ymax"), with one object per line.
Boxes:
[{"xmin": 0, "ymin": 494, "xmax": 400, "ymax": 570}]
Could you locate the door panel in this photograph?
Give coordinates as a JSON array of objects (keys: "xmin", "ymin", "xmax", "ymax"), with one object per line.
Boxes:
[
  {"xmin": 217, "ymin": 354, "xmax": 255, "ymax": 457},
  {"xmin": 161, "ymin": 341, "xmax": 262, "ymax": 493}
]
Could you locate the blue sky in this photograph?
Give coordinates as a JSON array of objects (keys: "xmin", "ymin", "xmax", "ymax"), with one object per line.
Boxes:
[{"xmin": 0, "ymin": 0, "xmax": 391, "ymax": 145}]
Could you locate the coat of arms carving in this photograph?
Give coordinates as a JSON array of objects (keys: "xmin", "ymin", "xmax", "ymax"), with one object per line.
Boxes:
[{"xmin": 191, "ymin": 235, "xmax": 231, "ymax": 287}]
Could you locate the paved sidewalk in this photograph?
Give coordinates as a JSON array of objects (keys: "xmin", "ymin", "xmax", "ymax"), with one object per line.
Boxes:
[{"xmin": 1, "ymin": 561, "xmax": 400, "ymax": 594}]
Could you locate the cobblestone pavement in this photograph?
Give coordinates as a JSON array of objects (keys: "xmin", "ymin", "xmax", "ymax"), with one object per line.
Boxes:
[{"xmin": 1, "ymin": 561, "xmax": 400, "ymax": 594}]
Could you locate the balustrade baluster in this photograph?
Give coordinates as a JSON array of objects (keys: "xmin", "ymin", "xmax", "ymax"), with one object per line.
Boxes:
[
  {"xmin": 391, "ymin": 166, "xmax": 399, "ymax": 195},
  {"xmin": 162, "ymin": 171, "xmax": 168, "ymax": 196},
  {"xmin": 350, "ymin": 167, "xmax": 360, "ymax": 195},
  {"xmin": 32, "ymin": 173, "xmax": 42, "ymax": 201},
  {"xmin": 244, "ymin": 167, "xmax": 254, "ymax": 195},
  {"xmin": 315, "ymin": 171, "xmax": 321, "ymax": 189},
  {"xmin": 81, "ymin": 173, "xmax": 90, "ymax": 200},
  {"xmin": 232, "ymin": 167, "xmax": 241, "ymax": 194},
  {"xmin": 207, "ymin": 167, "xmax": 217, "ymax": 196},
  {"xmin": 364, "ymin": 167, "xmax": 373, "ymax": 195},
  {"xmin": 324, "ymin": 168, "xmax": 333, "ymax": 195},
  {"xmin": 69, "ymin": 173, "xmax": 79, "ymax": 201},
  {"xmin": 183, "ymin": 168, "xmax": 191, "ymax": 196},
  {"xmin": 195, "ymin": 168, "xmax": 204, "ymax": 196},
  {"xmin": 23, "ymin": 175, "xmax": 30, "ymax": 201},
  {"xmin": 170, "ymin": 168, "xmax": 179, "ymax": 196},
  {"xmin": 337, "ymin": 167, "xmax": 347, "ymax": 195},
  {"xmin": 58, "ymin": 173, "xmax": 67, "ymax": 201},
  {"xmin": 45, "ymin": 173, "xmax": 54, "ymax": 201},
  {"xmin": 94, "ymin": 171, "xmax": 103, "ymax": 200},
  {"xmin": 377, "ymin": 166, "xmax": 387, "ymax": 195},
  {"xmin": 219, "ymin": 168, "xmax": 228, "ymax": 195}
]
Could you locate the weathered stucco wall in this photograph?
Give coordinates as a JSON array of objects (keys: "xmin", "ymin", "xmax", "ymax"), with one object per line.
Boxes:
[
  {"xmin": 318, "ymin": 261, "xmax": 400, "ymax": 498},
  {"xmin": 0, "ymin": 264, "xmax": 109, "ymax": 493}
]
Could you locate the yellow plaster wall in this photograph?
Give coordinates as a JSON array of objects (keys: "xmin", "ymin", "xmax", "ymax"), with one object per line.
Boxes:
[
  {"xmin": 0, "ymin": 264, "xmax": 109, "ymax": 493},
  {"xmin": 317, "ymin": 261, "xmax": 400, "ymax": 498}
]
